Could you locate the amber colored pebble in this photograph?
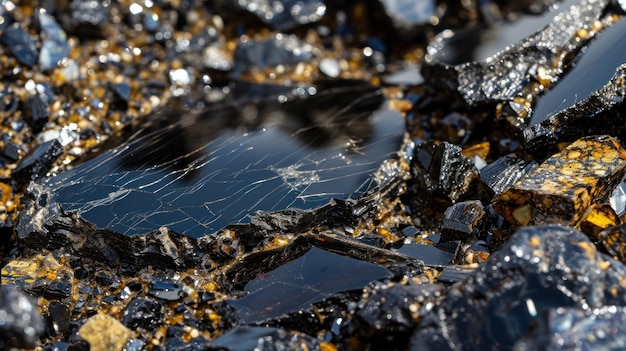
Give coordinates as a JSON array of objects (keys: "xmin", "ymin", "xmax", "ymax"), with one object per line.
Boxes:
[
  {"xmin": 461, "ymin": 141, "xmax": 490, "ymax": 160},
  {"xmin": 78, "ymin": 313, "xmax": 135, "ymax": 351},
  {"xmin": 493, "ymin": 136, "xmax": 626, "ymax": 228},
  {"xmin": 576, "ymin": 203, "xmax": 620, "ymax": 240}
]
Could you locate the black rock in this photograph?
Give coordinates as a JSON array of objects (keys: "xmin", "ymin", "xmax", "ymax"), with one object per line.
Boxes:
[
  {"xmin": 67, "ymin": 0, "xmax": 109, "ymax": 37},
  {"xmin": 356, "ymin": 283, "xmax": 443, "ymax": 338},
  {"xmin": 514, "ymin": 306, "xmax": 626, "ymax": 350},
  {"xmin": 479, "ymin": 155, "xmax": 536, "ymax": 196},
  {"xmin": 121, "ymin": 298, "xmax": 164, "ymax": 331},
  {"xmin": 12, "ymin": 139, "xmax": 63, "ymax": 184},
  {"xmin": 148, "ymin": 281, "xmax": 186, "ymax": 301},
  {"xmin": 47, "ymin": 301, "xmax": 70, "ymax": 337},
  {"xmin": 413, "ymin": 225, "xmax": 626, "ymax": 350},
  {"xmin": 1, "ymin": 141, "xmax": 21, "ymax": 161},
  {"xmin": 208, "ymin": 326, "xmax": 321, "ymax": 351},
  {"xmin": 109, "ymin": 83, "xmax": 130, "ymax": 111},
  {"xmin": 23, "ymin": 94, "xmax": 50, "ymax": 133},
  {"xmin": 440, "ymin": 200, "xmax": 486, "ymax": 243},
  {"xmin": 0, "ymin": 285, "xmax": 45, "ymax": 350},
  {"xmin": 0, "ymin": 22, "xmax": 38, "ymax": 67},
  {"xmin": 411, "ymin": 140, "xmax": 479, "ymax": 202}
]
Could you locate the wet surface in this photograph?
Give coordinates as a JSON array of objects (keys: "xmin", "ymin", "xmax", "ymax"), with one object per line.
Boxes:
[
  {"xmin": 3, "ymin": 0, "xmax": 626, "ymax": 350},
  {"xmin": 43, "ymin": 81, "xmax": 403, "ymax": 237}
]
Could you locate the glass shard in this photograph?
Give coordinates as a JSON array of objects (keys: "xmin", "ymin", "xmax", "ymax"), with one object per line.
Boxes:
[{"xmin": 38, "ymin": 81, "xmax": 404, "ymax": 237}]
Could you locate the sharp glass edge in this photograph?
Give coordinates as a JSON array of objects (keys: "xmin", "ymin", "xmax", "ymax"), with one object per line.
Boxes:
[{"xmin": 424, "ymin": 0, "xmax": 616, "ymax": 119}]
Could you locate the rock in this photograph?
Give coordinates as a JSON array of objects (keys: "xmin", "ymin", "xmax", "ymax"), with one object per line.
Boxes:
[
  {"xmin": 121, "ymin": 298, "xmax": 163, "ymax": 331},
  {"xmin": 493, "ymin": 136, "xmax": 626, "ymax": 228},
  {"xmin": 412, "ymin": 225, "xmax": 626, "ymax": 350},
  {"xmin": 440, "ymin": 200, "xmax": 486, "ymax": 243},
  {"xmin": 479, "ymin": 155, "xmax": 536, "ymax": 197},
  {"xmin": 23, "ymin": 93, "xmax": 50, "ymax": 133},
  {"xmin": 514, "ymin": 306, "xmax": 626, "ymax": 351},
  {"xmin": 0, "ymin": 285, "xmax": 45, "ymax": 350},
  {"xmin": 12, "ymin": 139, "xmax": 63, "ymax": 184},
  {"xmin": 77, "ymin": 313, "xmax": 135, "ymax": 351},
  {"xmin": 35, "ymin": 9, "xmax": 70, "ymax": 71},
  {"xmin": 410, "ymin": 140, "xmax": 480, "ymax": 202},
  {"xmin": 0, "ymin": 22, "xmax": 38, "ymax": 67}
]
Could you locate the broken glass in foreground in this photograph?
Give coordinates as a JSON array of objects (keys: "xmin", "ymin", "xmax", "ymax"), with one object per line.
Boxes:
[{"xmin": 37, "ymin": 80, "xmax": 403, "ymax": 238}]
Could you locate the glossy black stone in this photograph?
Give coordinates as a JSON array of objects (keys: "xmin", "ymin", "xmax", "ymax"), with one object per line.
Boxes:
[
  {"xmin": 479, "ymin": 155, "xmax": 536, "ymax": 196},
  {"xmin": 108, "ymin": 83, "xmax": 131, "ymax": 111},
  {"xmin": 411, "ymin": 140, "xmax": 479, "ymax": 202},
  {"xmin": 227, "ymin": 247, "xmax": 391, "ymax": 323},
  {"xmin": 12, "ymin": 140, "xmax": 63, "ymax": 184},
  {"xmin": 414, "ymin": 225, "xmax": 626, "ymax": 350},
  {"xmin": 148, "ymin": 281, "xmax": 186, "ymax": 301},
  {"xmin": 0, "ymin": 22, "xmax": 38, "ymax": 68},
  {"xmin": 39, "ymin": 81, "xmax": 403, "ymax": 237},
  {"xmin": 2, "ymin": 141, "xmax": 21, "ymax": 161},
  {"xmin": 440, "ymin": 200, "xmax": 486, "ymax": 242},
  {"xmin": 0, "ymin": 286, "xmax": 45, "ymax": 350},
  {"xmin": 514, "ymin": 306, "xmax": 626, "ymax": 350},
  {"xmin": 23, "ymin": 94, "xmax": 50, "ymax": 133},
  {"xmin": 122, "ymin": 298, "xmax": 164, "ymax": 331},
  {"xmin": 67, "ymin": 0, "xmax": 109, "ymax": 37},
  {"xmin": 47, "ymin": 301, "xmax": 70, "ymax": 337}
]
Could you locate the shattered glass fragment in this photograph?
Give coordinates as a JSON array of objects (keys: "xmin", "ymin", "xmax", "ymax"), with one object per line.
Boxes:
[
  {"xmin": 227, "ymin": 247, "xmax": 391, "ymax": 323},
  {"xmin": 493, "ymin": 136, "xmax": 626, "ymax": 228},
  {"xmin": 35, "ymin": 81, "xmax": 403, "ymax": 237},
  {"xmin": 393, "ymin": 241, "xmax": 457, "ymax": 267},
  {"xmin": 223, "ymin": 0, "xmax": 326, "ymax": 31},
  {"xmin": 0, "ymin": 22, "xmax": 38, "ymax": 67},
  {"xmin": 610, "ymin": 182, "xmax": 626, "ymax": 216},
  {"xmin": 414, "ymin": 225, "xmax": 626, "ymax": 350},
  {"xmin": 531, "ymin": 19, "xmax": 626, "ymax": 125}
]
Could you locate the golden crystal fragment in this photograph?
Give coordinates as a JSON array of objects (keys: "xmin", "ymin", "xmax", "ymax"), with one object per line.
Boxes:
[
  {"xmin": 78, "ymin": 313, "xmax": 135, "ymax": 351},
  {"xmin": 493, "ymin": 136, "xmax": 626, "ymax": 227},
  {"xmin": 576, "ymin": 203, "xmax": 620, "ymax": 239}
]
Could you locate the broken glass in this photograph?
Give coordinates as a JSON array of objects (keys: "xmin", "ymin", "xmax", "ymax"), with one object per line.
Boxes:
[{"xmin": 38, "ymin": 81, "xmax": 404, "ymax": 237}]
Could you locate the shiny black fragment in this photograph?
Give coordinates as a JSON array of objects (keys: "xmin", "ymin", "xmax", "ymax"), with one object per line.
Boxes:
[
  {"xmin": 479, "ymin": 155, "xmax": 536, "ymax": 196},
  {"xmin": 23, "ymin": 94, "xmax": 49, "ymax": 133},
  {"xmin": 0, "ymin": 286, "xmax": 45, "ymax": 350},
  {"xmin": 414, "ymin": 225, "xmax": 626, "ymax": 350},
  {"xmin": 0, "ymin": 22, "xmax": 38, "ymax": 67},
  {"xmin": 440, "ymin": 200, "xmax": 486, "ymax": 242},
  {"xmin": 122, "ymin": 298, "xmax": 164, "ymax": 331},
  {"xmin": 12, "ymin": 140, "xmax": 63, "ymax": 184}
]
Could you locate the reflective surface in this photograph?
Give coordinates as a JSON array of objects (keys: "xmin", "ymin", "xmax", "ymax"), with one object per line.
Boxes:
[{"xmin": 44, "ymin": 81, "xmax": 404, "ymax": 237}]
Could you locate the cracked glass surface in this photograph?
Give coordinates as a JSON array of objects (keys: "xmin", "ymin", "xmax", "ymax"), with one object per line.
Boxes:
[{"xmin": 41, "ymin": 82, "xmax": 404, "ymax": 238}]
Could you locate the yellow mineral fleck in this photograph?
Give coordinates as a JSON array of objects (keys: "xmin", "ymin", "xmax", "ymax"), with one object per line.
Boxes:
[
  {"xmin": 78, "ymin": 313, "xmax": 135, "ymax": 351},
  {"xmin": 577, "ymin": 203, "xmax": 620, "ymax": 239}
]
